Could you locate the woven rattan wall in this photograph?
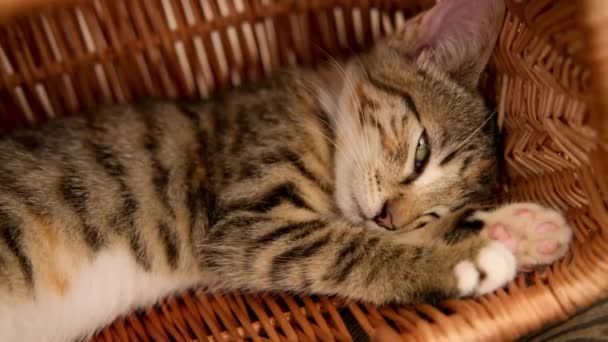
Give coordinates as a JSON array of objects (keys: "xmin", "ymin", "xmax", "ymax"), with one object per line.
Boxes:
[{"xmin": 0, "ymin": 0, "xmax": 606, "ymax": 341}]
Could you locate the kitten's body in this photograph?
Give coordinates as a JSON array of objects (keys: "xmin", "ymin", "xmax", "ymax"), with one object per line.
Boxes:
[{"xmin": 0, "ymin": 0, "xmax": 572, "ymax": 341}]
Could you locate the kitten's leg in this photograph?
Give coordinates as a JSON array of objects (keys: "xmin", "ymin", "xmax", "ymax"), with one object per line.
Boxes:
[
  {"xmin": 197, "ymin": 211, "xmax": 517, "ymax": 304},
  {"xmin": 406, "ymin": 204, "xmax": 573, "ymax": 273}
]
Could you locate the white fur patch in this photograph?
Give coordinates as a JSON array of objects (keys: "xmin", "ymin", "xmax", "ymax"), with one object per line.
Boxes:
[
  {"xmin": 454, "ymin": 260, "xmax": 479, "ymax": 296},
  {"xmin": 453, "ymin": 241, "xmax": 517, "ymax": 297},
  {"xmin": 0, "ymin": 248, "xmax": 204, "ymax": 342},
  {"xmin": 475, "ymin": 242, "xmax": 517, "ymax": 295}
]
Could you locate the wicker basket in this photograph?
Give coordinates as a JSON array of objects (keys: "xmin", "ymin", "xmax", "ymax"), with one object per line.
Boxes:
[{"xmin": 0, "ymin": 0, "xmax": 606, "ymax": 340}]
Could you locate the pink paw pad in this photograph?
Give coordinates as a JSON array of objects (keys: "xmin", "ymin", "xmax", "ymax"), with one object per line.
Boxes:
[
  {"xmin": 487, "ymin": 224, "xmax": 517, "ymax": 253},
  {"xmin": 481, "ymin": 203, "xmax": 572, "ymax": 272}
]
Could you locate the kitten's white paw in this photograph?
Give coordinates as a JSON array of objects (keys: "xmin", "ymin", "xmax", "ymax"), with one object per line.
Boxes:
[
  {"xmin": 454, "ymin": 241, "xmax": 517, "ymax": 296},
  {"xmin": 478, "ymin": 203, "xmax": 572, "ymax": 271},
  {"xmin": 454, "ymin": 261, "xmax": 478, "ymax": 295},
  {"xmin": 475, "ymin": 242, "xmax": 517, "ymax": 294}
]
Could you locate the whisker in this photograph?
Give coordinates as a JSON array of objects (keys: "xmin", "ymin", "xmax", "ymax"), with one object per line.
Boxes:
[
  {"xmin": 299, "ymin": 47, "xmax": 371, "ymax": 175},
  {"xmin": 320, "ymin": 50, "xmax": 368, "ymax": 165},
  {"xmin": 345, "ymin": 48, "xmax": 374, "ymax": 165},
  {"xmin": 344, "ymin": 46, "xmax": 376, "ymax": 171},
  {"xmin": 290, "ymin": 82, "xmax": 366, "ymax": 174},
  {"xmin": 448, "ymin": 110, "xmax": 497, "ymax": 157},
  {"xmin": 371, "ymin": 90, "xmax": 383, "ymax": 170}
]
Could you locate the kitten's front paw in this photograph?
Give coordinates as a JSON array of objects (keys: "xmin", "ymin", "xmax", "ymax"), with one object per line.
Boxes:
[
  {"xmin": 479, "ymin": 203, "xmax": 572, "ymax": 272},
  {"xmin": 454, "ymin": 241, "xmax": 517, "ymax": 296}
]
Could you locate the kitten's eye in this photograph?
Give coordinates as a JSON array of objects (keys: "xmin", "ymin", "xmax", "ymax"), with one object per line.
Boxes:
[
  {"xmin": 400, "ymin": 130, "xmax": 431, "ymax": 185},
  {"xmin": 414, "ymin": 131, "xmax": 430, "ymax": 172}
]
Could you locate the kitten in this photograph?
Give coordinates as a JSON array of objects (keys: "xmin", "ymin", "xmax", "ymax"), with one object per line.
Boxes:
[{"xmin": 0, "ymin": 0, "xmax": 571, "ymax": 341}]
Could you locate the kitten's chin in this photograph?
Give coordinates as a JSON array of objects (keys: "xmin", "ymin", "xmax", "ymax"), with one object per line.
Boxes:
[
  {"xmin": 342, "ymin": 212, "xmax": 384, "ymax": 230},
  {"xmin": 363, "ymin": 220, "xmax": 386, "ymax": 230},
  {"xmin": 335, "ymin": 191, "xmax": 363, "ymax": 225}
]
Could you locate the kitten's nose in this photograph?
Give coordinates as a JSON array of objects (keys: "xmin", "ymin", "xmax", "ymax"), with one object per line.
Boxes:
[{"xmin": 373, "ymin": 202, "xmax": 394, "ymax": 230}]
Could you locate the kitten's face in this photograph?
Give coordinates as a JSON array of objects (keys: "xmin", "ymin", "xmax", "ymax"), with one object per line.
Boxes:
[
  {"xmin": 327, "ymin": 0, "xmax": 505, "ymax": 230},
  {"xmin": 333, "ymin": 53, "xmax": 497, "ymax": 230}
]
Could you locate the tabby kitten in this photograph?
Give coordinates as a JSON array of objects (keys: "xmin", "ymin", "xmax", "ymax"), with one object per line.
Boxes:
[{"xmin": 0, "ymin": 0, "xmax": 572, "ymax": 341}]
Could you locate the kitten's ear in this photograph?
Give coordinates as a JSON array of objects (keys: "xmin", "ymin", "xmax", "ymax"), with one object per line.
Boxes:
[{"xmin": 404, "ymin": 0, "xmax": 506, "ymax": 88}]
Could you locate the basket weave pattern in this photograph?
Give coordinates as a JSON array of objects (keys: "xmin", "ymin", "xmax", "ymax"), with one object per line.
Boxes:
[{"xmin": 0, "ymin": 0, "xmax": 606, "ymax": 340}]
